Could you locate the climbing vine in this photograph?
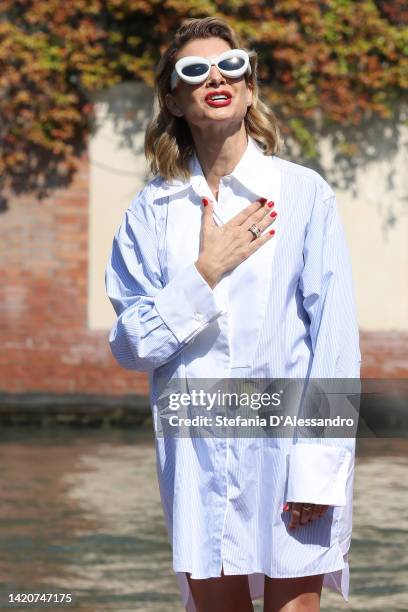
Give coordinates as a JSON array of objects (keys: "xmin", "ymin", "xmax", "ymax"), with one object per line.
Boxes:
[{"xmin": 0, "ymin": 0, "xmax": 406, "ymax": 196}]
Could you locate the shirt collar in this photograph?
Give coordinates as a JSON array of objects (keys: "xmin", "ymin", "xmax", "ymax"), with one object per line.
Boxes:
[{"xmin": 153, "ymin": 136, "xmax": 279, "ymax": 202}]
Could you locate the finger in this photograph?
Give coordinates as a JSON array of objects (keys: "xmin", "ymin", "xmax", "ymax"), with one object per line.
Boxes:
[
  {"xmin": 241, "ymin": 202, "xmax": 277, "ymax": 241},
  {"xmin": 288, "ymin": 503, "xmax": 302, "ymax": 531},
  {"xmin": 226, "ymin": 197, "xmax": 267, "ymax": 227},
  {"xmin": 318, "ymin": 505, "xmax": 329, "ymax": 517},
  {"xmin": 300, "ymin": 504, "xmax": 314, "ymax": 524},
  {"xmin": 254, "ymin": 208, "xmax": 278, "ymax": 233},
  {"xmin": 247, "ymin": 227, "xmax": 276, "ymax": 254},
  {"xmin": 201, "ymin": 198, "xmax": 217, "ymax": 228},
  {"xmin": 248, "ymin": 199, "xmax": 276, "ymax": 227}
]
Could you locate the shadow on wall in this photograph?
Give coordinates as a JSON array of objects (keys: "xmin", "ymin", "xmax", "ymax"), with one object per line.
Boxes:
[
  {"xmin": 88, "ymin": 82, "xmax": 152, "ymax": 184},
  {"xmin": 1, "ymin": 78, "xmax": 407, "ymax": 215},
  {"xmin": 288, "ymin": 101, "xmax": 408, "ymax": 198}
]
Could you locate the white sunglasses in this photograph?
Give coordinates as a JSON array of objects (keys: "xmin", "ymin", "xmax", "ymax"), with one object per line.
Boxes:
[{"xmin": 170, "ymin": 48, "xmax": 251, "ymax": 90}]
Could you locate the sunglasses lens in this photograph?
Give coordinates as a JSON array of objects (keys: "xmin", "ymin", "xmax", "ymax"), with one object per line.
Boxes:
[
  {"xmin": 181, "ymin": 63, "xmax": 209, "ymax": 78},
  {"xmin": 218, "ymin": 56, "xmax": 246, "ymax": 71}
]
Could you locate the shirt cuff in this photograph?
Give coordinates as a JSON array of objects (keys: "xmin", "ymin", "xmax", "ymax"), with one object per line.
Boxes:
[
  {"xmin": 286, "ymin": 443, "xmax": 353, "ymax": 507},
  {"xmin": 154, "ymin": 262, "xmax": 227, "ymax": 344}
]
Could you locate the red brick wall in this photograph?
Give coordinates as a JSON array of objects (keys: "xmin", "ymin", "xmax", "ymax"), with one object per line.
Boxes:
[
  {"xmin": 0, "ymin": 152, "xmax": 148, "ymax": 396},
  {"xmin": 0, "ymin": 155, "xmax": 406, "ymax": 397},
  {"xmin": 360, "ymin": 331, "xmax": 408, "ymax": 378}
]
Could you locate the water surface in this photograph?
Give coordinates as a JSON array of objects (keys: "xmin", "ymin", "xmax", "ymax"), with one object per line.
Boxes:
[{"xmin": 0, "ymin": 429, "xmax": 406, "ymax": 611}]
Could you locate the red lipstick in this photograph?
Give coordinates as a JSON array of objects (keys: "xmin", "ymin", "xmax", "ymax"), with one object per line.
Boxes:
[{"xmin": 204, "ymin": 89, "xmax": 232, "ymax": 108}]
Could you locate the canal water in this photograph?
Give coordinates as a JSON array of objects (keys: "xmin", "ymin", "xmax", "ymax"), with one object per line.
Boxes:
[{"xmin": 0, "ymin": 429, "xmax": 406, "ymax": 611}]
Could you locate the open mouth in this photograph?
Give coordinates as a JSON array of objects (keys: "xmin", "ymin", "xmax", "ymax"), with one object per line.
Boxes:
[{"xmin": 205, "ymin": 91, "xmax": 232, "ymax": 107}]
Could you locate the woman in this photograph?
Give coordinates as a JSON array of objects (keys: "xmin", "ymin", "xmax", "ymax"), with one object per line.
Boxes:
[{"xmin": 105, "ymin": 16, "xmax": 361, "ymax": 612}]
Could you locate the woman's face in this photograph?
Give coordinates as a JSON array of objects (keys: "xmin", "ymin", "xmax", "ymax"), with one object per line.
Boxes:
[{"xmin": 165, "ymin": 37, "xmax": 253, "ymax": 132}]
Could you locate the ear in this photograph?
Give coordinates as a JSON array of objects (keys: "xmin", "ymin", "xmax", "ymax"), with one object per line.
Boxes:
[{"xmin": 165, "ymin": 92, "xmax": 184, "ymax": 117}]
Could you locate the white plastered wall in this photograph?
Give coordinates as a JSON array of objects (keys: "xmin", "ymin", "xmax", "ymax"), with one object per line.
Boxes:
[{"xmin": 88, "ymin": 82, "xmax": 408, "ymax": 332}]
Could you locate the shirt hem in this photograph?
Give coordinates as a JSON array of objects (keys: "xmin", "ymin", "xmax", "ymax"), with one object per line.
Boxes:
[{"xmin": 175, "ymin": 550, "xmax": 349, "ymax": 612}]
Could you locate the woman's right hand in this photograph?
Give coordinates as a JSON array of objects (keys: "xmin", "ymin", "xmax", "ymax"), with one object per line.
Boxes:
[{"xmin": 195, "ymin": 197, "xmax": 277, "ymax": 289}]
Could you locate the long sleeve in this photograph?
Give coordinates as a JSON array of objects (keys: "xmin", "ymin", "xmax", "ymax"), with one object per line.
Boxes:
[
  {"xmin": 286, "ymin": 180, "xmax": 361, "ymax": 507},
  {"xmin": 105, "ymin": 187, "xmax": 227, "ymax": 373}
]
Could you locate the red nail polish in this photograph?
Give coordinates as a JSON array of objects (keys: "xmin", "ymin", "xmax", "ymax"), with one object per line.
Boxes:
[
  {"xmin": 267, "ymin": 201, "xmax": 275, "ymax": 208},
  {"xmin": 270, "ymin": 211, "xmax": 277, "ymax": 218},
  {"xmin": 202, "ymin": 198, "xmax": 208, "ymax": 206},
  {"xmin": 269, "ymin": 229, "xmax": 275, "ymax": 236},
  {"xmin": 258, "ymin": 197, "xmax": 267, "ymax": 204},
  {"xmin": 283, "ymin": 503, "xmax": 290, "ymax": 512}
]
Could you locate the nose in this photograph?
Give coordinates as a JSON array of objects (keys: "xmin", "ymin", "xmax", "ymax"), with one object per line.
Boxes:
[{"xmin": 206, "ymin": 63, "xmax": 226, "ymax": 86}]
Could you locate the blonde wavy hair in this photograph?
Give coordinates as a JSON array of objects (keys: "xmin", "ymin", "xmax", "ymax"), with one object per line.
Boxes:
[{"xmin": 144, "ymin": 16, "xmax": 284, "ymax": 181}]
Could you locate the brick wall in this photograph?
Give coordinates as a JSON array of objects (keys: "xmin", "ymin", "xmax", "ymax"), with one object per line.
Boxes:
[
  {"xmin": 0, "ymin": 154, "xmax": 406, "ymax": 398},
  {"xmin": 360, "ymin": 331, "xmax": 408, "ymax": 378},
  {"xmin": 0, "ymin": 152, "xmax": 148, "ymax": 397}
]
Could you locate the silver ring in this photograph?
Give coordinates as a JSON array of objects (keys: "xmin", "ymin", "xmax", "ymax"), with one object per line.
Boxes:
[
  {"xmin": 302, "ymin": 505, "xmax": 313, "ymax": 511},
  {"xmin": 248, "ymin": 223, "xmax": 261, "ymax": 239}
]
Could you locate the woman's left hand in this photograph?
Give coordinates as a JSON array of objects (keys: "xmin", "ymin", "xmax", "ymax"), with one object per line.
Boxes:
[{"xmin": 283, "ymin": 502, "xmax": 329, "ymax": 531}]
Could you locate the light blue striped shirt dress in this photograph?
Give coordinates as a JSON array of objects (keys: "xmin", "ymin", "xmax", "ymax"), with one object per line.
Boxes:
[{"xmin": 105, "ymin": 136, "xmax": 362, "ymax": 611}]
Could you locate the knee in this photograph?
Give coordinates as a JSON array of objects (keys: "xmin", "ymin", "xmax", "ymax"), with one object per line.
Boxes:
[{"xmin": 282, "ymin": 594, "xmax": 320, "ymax": 611}]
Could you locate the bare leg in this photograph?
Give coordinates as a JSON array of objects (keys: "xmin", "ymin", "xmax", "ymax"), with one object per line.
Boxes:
[
  {"xmin": 186, "ymin": 563, "xmax": 254, "ymax": 612},
  {"xmin": 263, "ymin": 574, "xmax": 324, "ymax": 612}
]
